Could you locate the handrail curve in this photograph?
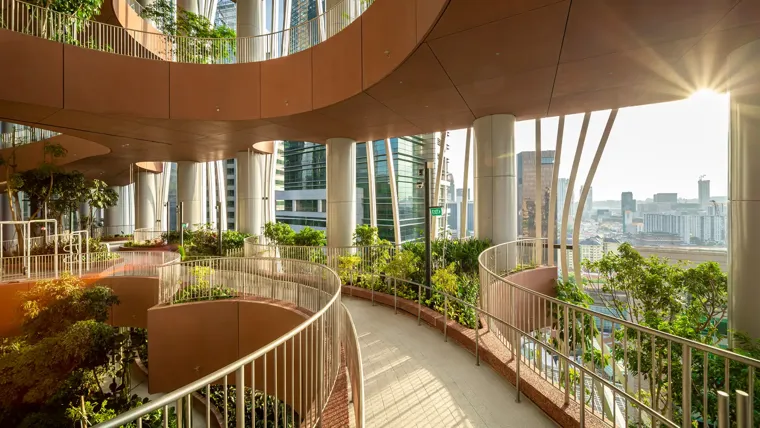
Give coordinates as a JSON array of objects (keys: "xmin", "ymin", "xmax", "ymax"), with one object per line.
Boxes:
[
  {"xmin": 0, "ymin": 0, "xmax": 375, "ymax": 63},
  {"xmin": 96, "ymin": 255, "xmax": 364, "ymax": 428},
  {"xmin": 478, "ymin": 239, "xmax": 759, "ymax": 426}
]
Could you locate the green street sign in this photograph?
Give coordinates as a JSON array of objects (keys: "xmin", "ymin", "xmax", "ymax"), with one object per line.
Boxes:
[{"xmin": 430, "ymin": 206, "xmax": 443, "ymax": 217}]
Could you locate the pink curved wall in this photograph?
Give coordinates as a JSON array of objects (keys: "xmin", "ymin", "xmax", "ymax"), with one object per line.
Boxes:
[
  {"xmin": 0, "ymin": 0, "xmax": 448, "ymax": 123},
  {"xmin": 147, "ymin": 299, "xmax": 314, "ymax": 414},
  {"xmin": 0, "ymin": 276, "xmax": 158, "ymax": 337}
]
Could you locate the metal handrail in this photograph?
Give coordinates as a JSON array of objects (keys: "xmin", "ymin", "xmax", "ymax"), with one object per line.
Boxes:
[
  {"xmin": 479, "ymin": 239, "xmax": 759, "ymax": 427},
  {"xmin": 0, "ymin": 250, "xmax": 181, "ymax": 282},
  {"xmin": 347, "ymin": 271, "xmax": 680, "ymax": 427},
  {"xmin": 132, "ymin": 226, "xmax": 165, "ymax": 243},
  {"xmin": 0, "ymin": 0, "xmax": 376, "ymax": 64},
  {"xmin": 479, "ymin": 240, "xmax": 760, "ymax": 367},
  {"xmin": 96, "ymin": 256, "xmax": 350, "ymax": 427}
]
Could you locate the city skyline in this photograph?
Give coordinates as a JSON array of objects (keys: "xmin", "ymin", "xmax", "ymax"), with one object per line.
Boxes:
[{"xmin": 447, "ymin": 92, "xmax": 729, "ymax": 201}]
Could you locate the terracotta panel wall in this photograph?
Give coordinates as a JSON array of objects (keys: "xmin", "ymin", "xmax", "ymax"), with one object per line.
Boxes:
[
  {"xmin": 0, "ymin": 0, "xmax": 449, "ymax": 123},
  {"xmin": 169, "ymin": 63, "xmax": 262, "ymax": 121},
  {"xmin": 506, "ymin": 266, "xmax": 558, "ymax": 332},
  {"xmin": 312, "ymin": 19, "xmax": 363, "ymax": 109},
  {"xmin": 361, "ymin": 0, "xmax": 419, "ymax": 89},
  {"xmin": 0, "ymin": 30, "xmax": 63, "ymax": 110},
  {"xmin": 0, "ymin": 275, "xmax": 158, "ymax": 337},
  {"xmin": 0, "ymin": 282, "xmax": 34, "ymax": 337},
  {"xmin": 63, "ymin": 46, "xmax": 170, "ymax": 118},
  {"xmin": 261, "ymin": 50, "xmax": 313, "ymax": 117},
  {"xmin": 147, "ymin": 300, "xmax": 309, "ymax": 414},
  {"xmin": 98, "ymin": 276, "xmax": 159, "ymax": 328}
]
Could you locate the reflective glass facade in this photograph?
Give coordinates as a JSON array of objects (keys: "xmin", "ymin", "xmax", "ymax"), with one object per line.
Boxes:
[{"xmin": 278, "ymin": 136, "xmax": 427, "ymax": 243}]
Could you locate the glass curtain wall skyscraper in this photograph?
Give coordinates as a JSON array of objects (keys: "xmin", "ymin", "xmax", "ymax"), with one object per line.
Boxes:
[
  {"xmin": 357, "ymin": 136, "xmax": 427, "ymax": 242},
  {"xmin": 276, "ymin": 137, "xmax": 428, "ymax": 243}
]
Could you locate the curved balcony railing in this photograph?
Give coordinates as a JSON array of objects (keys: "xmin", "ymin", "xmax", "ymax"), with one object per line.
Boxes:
[
  {"xmin": 0, "ymin": 124, "xmax": 60, "ymax": 149},
  {"xmin": 96, "ymin": 256, "xmax": 364, "ymax": 428},
  {"xmin": 243, "ymin": 235, "xmax": 399, "ymax": 272},
  {"xmin": 479, "ymin": 240, "xmax": 760, "ymax": 427},
  {"xmin": 0, "ymin": 0, "xmax": 375, "ymax": 63},
  {"xmin": 0, "ymin": 249, "xmax": 180, "ymax": 282},
  {"xmin": 133, "ymin": 226, "xmax": 166, "ymax": 243}
]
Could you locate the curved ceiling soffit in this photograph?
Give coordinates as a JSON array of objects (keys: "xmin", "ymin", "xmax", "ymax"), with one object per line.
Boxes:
[
  {"xmin": 0, "ymin": 0, "xmax": 452, "ymax": 177},
  {"xmin": 0, "ymin": 134, "xmax": 111, "ymax": 181}
]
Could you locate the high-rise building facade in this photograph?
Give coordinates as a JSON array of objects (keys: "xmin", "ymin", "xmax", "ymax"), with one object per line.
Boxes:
[
  {"xmin": 276, "ymin": 136, "xmax": 434, "ymax": 243},
  {"xmin": 556, "ymin": 178, "xmax": 572, "ymax": 221},
  {"xmin": 517, "ymin": 150, "xmax": 555, "ymax": 237},
  {"xmin": 653, "ymin": 193, "xmax": 678, "ymax": 203},
  {"xmin": 698, "ymin": 178, "xmax": 711, "ymax": 208},
  {"xmin": 621, "ymin": 191, "xmax": 636, "ymax": 232}
]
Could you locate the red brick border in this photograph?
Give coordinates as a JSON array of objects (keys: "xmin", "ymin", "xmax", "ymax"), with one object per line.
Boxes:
[{"xmin": 342, "ymin": 285, "xmax": 605, "ymax": 428}]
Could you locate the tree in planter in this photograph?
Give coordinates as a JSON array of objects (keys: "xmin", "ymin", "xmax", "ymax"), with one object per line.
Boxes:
[
  {"xmin": 0, "ymin": 273, "xmax": 172, "ymax": 427},
  {"xmin": 264, "ymin": 221, "xmax": 295, "ymax": 245},
  {"xmin": 85, "ymin": 179, "xmax": 118, "ymax": 236},
  {"xmin": 0, "ymin": 139, "xmax": 67, "ymax": 253},
  {"xmin": 47, "ymin": 171, "xmax": 89, "ymax": 231},
  {"xmin": 565, "ymin": 243, "xmax": 757, "ymax": 426},
  {"xmin": 140, "ymin": 0, "xmax": 236, "ymax": 63}
]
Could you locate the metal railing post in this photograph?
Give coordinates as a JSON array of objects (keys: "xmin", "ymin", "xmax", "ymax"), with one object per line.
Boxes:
[
  {"xmin": 236, "ymin": 365, "xmax": 245, "ymax": 428},
  {"xmin": 417, "ymin": 282, "xmax": 422, "ymax": 326},
  {"xmin": 563, "ymin": 305, "xmax": 570, "ymax": 405},
  {"xmin": 682, "ymin": 345, "xmax": 692, "ymax": 428},
  {"xmin": 717, "ymin": 390, "xmax": 729, "ymax": 428},
  {"xmin": 443, "ymin": 295, "xmax": 448, "ymax": 342},
  {"xmin": 737, "ymin": 390, "xmax": 750, "ymax": 428},
  {"xmin": 579, "ymin": 369, "xmax": 585, "ymax": 425},
  {"xmin": 394, "ymin": 277, "xmax": 397, "ymax": 314},
  {"xmin": 475, "ymin": 314, "xmax": 480, "ymax": 366},
  {"xmin": 516, "ymin": 332, "xmax": 521, "ymax": 403}
]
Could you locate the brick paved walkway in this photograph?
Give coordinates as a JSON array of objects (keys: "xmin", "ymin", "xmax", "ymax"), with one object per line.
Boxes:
[{"xmin": 344, "ymin": 297, "xmax": 556, "ymax": 428}]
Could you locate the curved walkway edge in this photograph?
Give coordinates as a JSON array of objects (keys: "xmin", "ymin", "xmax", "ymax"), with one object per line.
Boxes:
[{"xmin": 343, "ymin": 297, "xmax": 555, "ymax": 428}]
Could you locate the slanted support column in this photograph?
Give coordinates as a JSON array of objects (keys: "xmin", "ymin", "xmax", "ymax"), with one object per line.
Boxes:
[
  {"xmin": 473, "ymin": 114, "xmax": 517, "ymax": 245},
  {"xmin": 326, "ymin": 138, "xmax": 356, "ymax": 247},
  {"xmin": 177, "ymin": 162, "xmax": 204, "ymax": 230},
  {"xmin": 236, "ymin": 150, "xmax": 264, "ymax": 235},
  {"xmin": 135, "ymin": 170, "xmax": 157, "ymax": 229},
  {"xmin": 728, "ymin": 41, "xmax": 760, "ymax": 340}
]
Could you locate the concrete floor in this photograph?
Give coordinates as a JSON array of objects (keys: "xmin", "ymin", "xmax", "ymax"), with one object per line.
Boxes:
[{"xmin": 344, "ymin": 297, "xmax": 556, "ymax": 428}]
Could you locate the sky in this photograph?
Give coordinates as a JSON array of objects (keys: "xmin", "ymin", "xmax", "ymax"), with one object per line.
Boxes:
[{"xmin": 446, "ymin": 92, "xmax": 730, "ymax": 202}]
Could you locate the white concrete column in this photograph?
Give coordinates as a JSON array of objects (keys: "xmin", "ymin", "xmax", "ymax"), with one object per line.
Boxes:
[
  {"xmin": 728, "ymin": 41, "xmax": 760, "ymax": 339},
  {"xmin": 104, "ymin": 186, "xmax": 124, "ymax": 230},
  {"xmin": 177, "ymin": 0, "xmax": 198, "ymax": 14},
  {"xmin": 236, "ymin": 0, "xmax": 263, "ymax": 61},
  {"xmin": 236, "ymin": 151, "xmax": 264, "ymax": 235},
  {"xmin": 473, "ymin": 114, "xmax": 517, "ymax": 244},
  {"xmin": 327, "ymin": 138, "xmax": 356, "ymax": 247},
  {"xmin": 135, "ymin": 171, "xmax": 157, "ymax": 229},
  {"xmin": 177, "ymin": 162, "xmax": 204, "ymax": 230}
]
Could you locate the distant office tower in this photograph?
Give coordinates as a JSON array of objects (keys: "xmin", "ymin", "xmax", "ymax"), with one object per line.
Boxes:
[
  {"xmin": 580, "ymin": 184, "xmax": 593, "ymax": 216},
  {"xmin": 276, "ymin": 136, "xmax": 434, "ymax": 244},
  {"xmin": 517, "ymin": 150, "xmax": 555, "ymax": 238},
  {"xmin": 621, "ymin": 191, "xmax": 636, "ymax": 232},
  {"xmin": 290, "ymin": 0, "xmax": 323, "ymax": 53},
  {"xmin": 214, "ymin": 0, "xmax": 236, "ymax": 29},
  {"xmin": 698, "ymin": 178, "xmax": 711, "ymax": 207},
  {"xmin": 556, "ymin": 178, "xmax": 572, "ymax": 220},
  {"xmin": 654, "ymin": 193, "xmax": 678, "ymax": 203}
]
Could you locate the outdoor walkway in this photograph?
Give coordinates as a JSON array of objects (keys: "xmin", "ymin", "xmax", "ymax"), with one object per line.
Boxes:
[{"xmin": 344, "ymin": 297, "xmax": 556, "ymax": 428}]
